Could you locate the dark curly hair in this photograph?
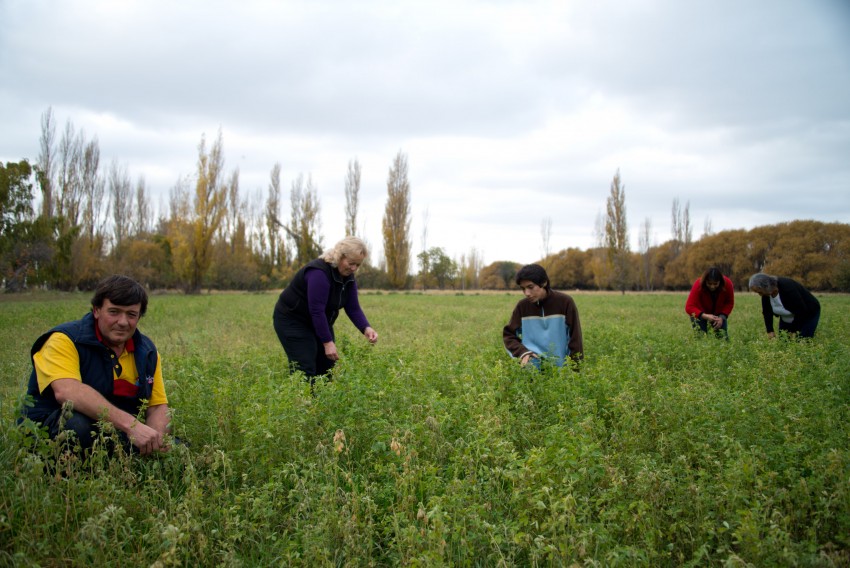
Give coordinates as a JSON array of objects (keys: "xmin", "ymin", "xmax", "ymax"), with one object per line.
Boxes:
[{"xmin": 515, "ymin": 264, "xmax": 551, "ymax": 291}]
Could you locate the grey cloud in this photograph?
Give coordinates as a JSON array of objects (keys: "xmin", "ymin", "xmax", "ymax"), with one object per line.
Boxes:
[{"xmin": 1, "ymin": 0, "xmax": 848, "ymax": 266}]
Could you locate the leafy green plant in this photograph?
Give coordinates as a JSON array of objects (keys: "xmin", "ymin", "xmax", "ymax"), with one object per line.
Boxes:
[{"xmin": 1, "ymin": 290, "xmax": 848, "ymax": 565}]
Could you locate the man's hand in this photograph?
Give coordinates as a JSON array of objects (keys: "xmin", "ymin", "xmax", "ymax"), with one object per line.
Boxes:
[
  {"xmin": 51, "ymin": 379, "xmax": 170, "ymax": 456},
  {"xmin": 127, "ymin": 420, "xmax": 167, "ymax": 455},
  {"xmin": 144, "ymin": 404, "xmax": 171, "ymax": 454},
  {"xmin": 520, "ymin": 353, "xmax": 539, "ymax": 367}
]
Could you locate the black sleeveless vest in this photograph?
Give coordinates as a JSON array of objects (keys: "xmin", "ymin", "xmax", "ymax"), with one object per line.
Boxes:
[{"xmin": 274, "ymin": 258, "xmax": 354, "ymax": 327}]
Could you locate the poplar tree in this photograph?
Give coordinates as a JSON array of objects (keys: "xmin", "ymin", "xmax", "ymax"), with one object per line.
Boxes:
[
  {"xmin": 382, "ymin": 150, "xmax": 411, "ymax": 289},
  {"xmin": 671, "ymin": 197, "xmax": 692, "ymax": 254},
  {"xmin": 37, "ymin": 107, "xmax": 56, "ymax": 219},
  {"xmin": 345, "ymin": 158, "xmax": 361, "ymax": 237},
  {"xmin": 289, "ymin": 173, "xmax": 323, "ymax": 265},
  {"xmin": 57, "ymin": 120, "xmax": 83, "ymax": 229},
  {"xmin": 265, "ymin": 163, "xmax": 284, "ymax": 269},
  {"xmin": 604, "ymin": 169, "xmax": 631, "ymax": 294},
  {"xmin": 638, "ymin": 216, "xmax": 654, "ymax": 291},
  {"xmin": 164, "ymin": 175, "xmax": 193, "ymax": 288},
  {"xmin": 108, "ymin": 160, "xmax": 132, "ymax": 249},
  {"xmin": 188, "ymin": 130, "xmax": 228, "ymax": 293},
  {"xmin": 541, "ymin": 216, "xmax": 553, "ymax": 264},
  {"xmin": 132, "ymin": 176, "xmax": 152, "ymax": 237},
  {"xmin": 80, "ymin": 137, "xmax": 104, "ymax": 246},
  {"xmin": 459, "ymin": 246, "xmax": 483, "ymax": 290}
]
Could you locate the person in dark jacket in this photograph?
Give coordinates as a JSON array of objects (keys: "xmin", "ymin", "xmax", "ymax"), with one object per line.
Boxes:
[
  {"xmin": 273, "ymin": 236, "xmax": 378, "ymax": 382},
  {"xmin": 685, "ymin": 266, "xmax": 735, "ymax": 338},
  {"xmin": 748, "ymin": 273, "xmax": 821, "ymax": 339},
  {"xmin": 20, "ymin": 275, "xmax": 171, "ymax": 455}
]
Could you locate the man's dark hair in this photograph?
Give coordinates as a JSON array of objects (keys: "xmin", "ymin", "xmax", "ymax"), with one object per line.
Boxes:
[
  {"xmin": 515, "ymin": 263, "xmax": 551, "ymax": 291},
  {"xmin": 91, "ymin": 275, "xmax": 149, "ymax": 316}
]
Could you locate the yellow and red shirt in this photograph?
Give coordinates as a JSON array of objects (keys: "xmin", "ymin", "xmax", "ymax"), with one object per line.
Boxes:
[{"xmin": 33, "ymin": 332, "xmax": 168, "ymax": 406}]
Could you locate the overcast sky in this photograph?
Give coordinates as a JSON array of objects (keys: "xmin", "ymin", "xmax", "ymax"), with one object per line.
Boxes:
[{"xmin": 2, "ymin": 0, "xmax": 849, "ymax": 267}]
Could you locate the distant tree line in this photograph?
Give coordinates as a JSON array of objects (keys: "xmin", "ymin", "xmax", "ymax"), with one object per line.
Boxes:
[
  {"xmin": 477, "ymin": 218, "xmax": 850, "ymax": 293},
  {"xmin": 2, "ymin": 109, "xmax": 848, "ymax": 293},
  {"xmin": 478, "ymin": 171, "xmax": 850, "ymax": 293}
]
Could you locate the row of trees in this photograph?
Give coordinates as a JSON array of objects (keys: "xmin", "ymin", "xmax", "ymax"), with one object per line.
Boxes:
[
  {"xmin": 2, "ymin": 108, "xmax": 848, "ymax": 293},
  {"xmin": 536, "ymin": 171, "xmax": 848, "ymax": 292},
  {"xmin": 0, "ymin": 108, "xmax": 421, "ymax": 293},
  {"xmin": 477, "ymin": 219, "xmax": 850, "ymax": 292},
  {"xmin": 474, "ymin": 171, "xmax": 850, "ymax": 293}
]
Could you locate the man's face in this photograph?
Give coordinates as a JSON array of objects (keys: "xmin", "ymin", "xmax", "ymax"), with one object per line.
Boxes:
[
  {"xmin": 92, "ymin": 299, "xmax": 141, "ymax": 349},
  {"xmin": 518, "ymin": 279, "xmax": 548, "ymax": 303}
]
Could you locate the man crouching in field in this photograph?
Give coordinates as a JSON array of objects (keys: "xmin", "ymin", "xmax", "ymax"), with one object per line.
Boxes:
[
  {"xmin": 19, "ymin": 275, "xmax": 172, "ymax": 456},
  {"xmin": 503, "ymin": 264, "xmax": 583, "ymax": 369}
]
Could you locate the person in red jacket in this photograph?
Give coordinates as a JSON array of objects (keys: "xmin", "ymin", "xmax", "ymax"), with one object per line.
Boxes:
[{"xmin": 685, "ymin": 266, "xmax": 735, "ymax": 339}]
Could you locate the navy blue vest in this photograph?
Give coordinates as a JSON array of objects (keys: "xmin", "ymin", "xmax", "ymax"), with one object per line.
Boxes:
[
  {"xmin": 22, "ymin": 312, "xmax": 158, "ymax": 422},
  {"xmin": 274, "ymin": 259, "xmax": 354, "ymax": 327}
]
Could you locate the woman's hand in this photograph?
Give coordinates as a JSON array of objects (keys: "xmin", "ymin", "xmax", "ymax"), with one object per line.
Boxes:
[
  {"xmin": 323, "ymin": 341, "xmax": 339, "ymax": 361},
  {"xmin": 363, "ymin": 327, "xmax": 378, "ymax": 344}
]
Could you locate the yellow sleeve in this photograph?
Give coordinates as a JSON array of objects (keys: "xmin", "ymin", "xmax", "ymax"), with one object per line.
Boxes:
[
  {"xmin": 32, "ymin": 333, "xmax": 82, "ymax": 393},
  {"xmin": 148, "ymin": 353, "xmax": 168, "ymax": 406}
]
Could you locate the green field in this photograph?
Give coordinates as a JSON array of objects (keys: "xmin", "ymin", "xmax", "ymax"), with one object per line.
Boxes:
[{"xmin": 1, "ymin": 290, "xmax": 848, "ymax": 566}]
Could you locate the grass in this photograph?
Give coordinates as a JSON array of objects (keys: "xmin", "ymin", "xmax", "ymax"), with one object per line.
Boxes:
[{"xmin": 1, "ymin": 289, "xmax": 848, "ymax": 566}]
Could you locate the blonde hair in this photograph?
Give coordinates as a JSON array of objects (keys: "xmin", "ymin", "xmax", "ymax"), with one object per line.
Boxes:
[{"xmin": 321, "ymin": 236, "xmax": 369, "ymax": 267}]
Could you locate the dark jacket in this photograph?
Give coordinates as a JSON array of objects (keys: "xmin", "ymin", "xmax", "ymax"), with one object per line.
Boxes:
[
  {"xmin": 760, "ymin": 277, "xmax": 821, "ymax": 333},
  {"xmin": 22, "ymin": 312, "xmax": 158, "ymax": 423},
  {"xmin": 274, "ymin": 259, "xmax": 354, "ymax": 330}
]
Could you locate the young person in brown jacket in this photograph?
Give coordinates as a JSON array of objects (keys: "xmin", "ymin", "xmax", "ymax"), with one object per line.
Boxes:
[{"xmin": 503, "ymin": 264, "xmax": 583, "ymax": 369}]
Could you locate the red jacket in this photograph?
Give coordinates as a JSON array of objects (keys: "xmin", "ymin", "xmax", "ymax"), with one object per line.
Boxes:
[{"xmin": 685, "ymin": 275, "xmax": 735, "ymax": 319}]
